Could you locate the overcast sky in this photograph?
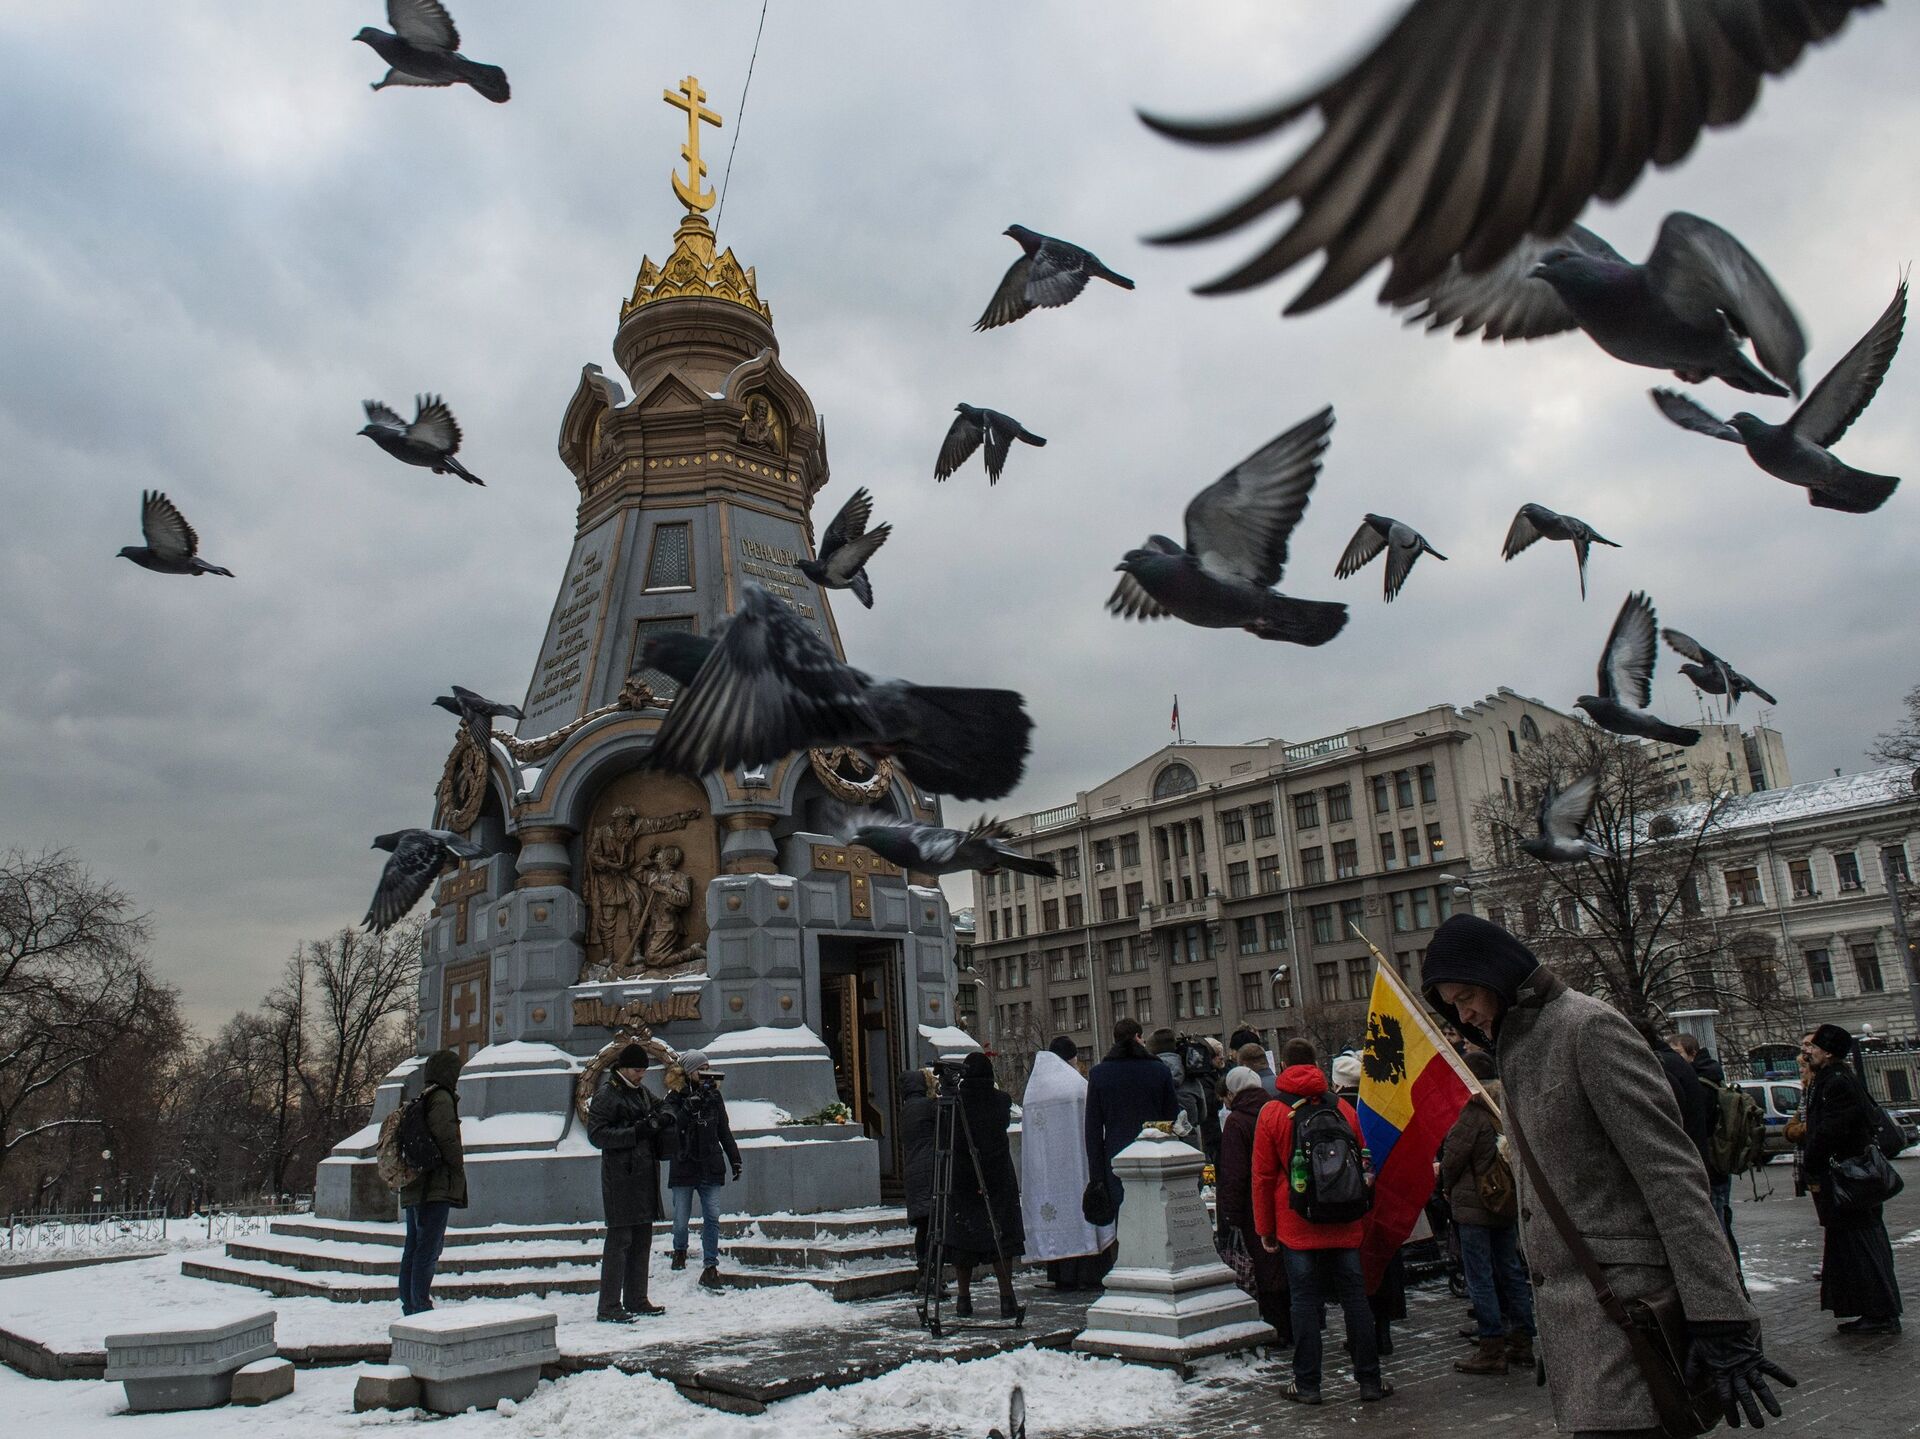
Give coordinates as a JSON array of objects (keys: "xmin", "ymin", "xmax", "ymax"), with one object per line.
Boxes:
[{"xmin": 3, "ymin": 2, "xmax": 1916, "ymax": 1032}]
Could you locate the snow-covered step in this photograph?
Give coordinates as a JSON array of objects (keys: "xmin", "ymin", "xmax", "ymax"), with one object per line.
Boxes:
[
  {"xmin": 224, "ymin": 1234, "xmax": 607, "ymax": 1277},
  {"xmin": 267, "ymin": 1217, "xmax": 608, "ymax": 1248},
  {"xmin": 717, "ymin": 1262, "xmax": 921, "ymax": 1302},
  {"xmin": 180, "ymin": 1253, "xmax": 599, "ymax": 1304},
  {"xmin": 725, "ymin": 1236, "xmax": 918, "ymax": 1271}
]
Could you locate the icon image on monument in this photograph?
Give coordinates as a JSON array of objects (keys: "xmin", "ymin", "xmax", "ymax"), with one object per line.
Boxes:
[{"xmin": 314, "ymin": 74, "xmax": 974, "ymax": 1231}]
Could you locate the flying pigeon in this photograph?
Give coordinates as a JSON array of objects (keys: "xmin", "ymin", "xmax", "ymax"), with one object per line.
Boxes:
[
  {"xmin": 364, "ymin": 828, "xmax": 483, "ymax": 933},
  {"xmin": 847, "ymin": 815, "xmax": 1056, "ymax": 880},
  {"xmin": 354, "ymin": 0, "xmax": 509, "ymax": 103},
  {"xmin": 118, "ymin": 491, "xmax": 235, "ymax": 577},
  {"xmin": 797, "ymin": 487, "xmax": 891, "ymax": 608},
  {"xmin": 1519, "ymin": 773, "xmax": 1604, "ymax": 864},
  {"xmin": 1650, "ymin": 277, "xmax": 1906, "ymax": 514},
  {"xmin": 988, "ymin": 1385, "xmax": 1027, "ymax": 1439},
  {"xmin": 1142, "ymin": 0, "xmax": 1878, "ymax": 314},
  {"xmin": 1108, "ymin": 407, "xmax": 1348, "ymax": 646},
  {"xmin": 1501, "ymin": 503, "xmax": 1620, "ymax": 599},
  {"xmin": 935, "ymin": 405, "xmax": 1046, "ymax": 485},
  {"xmin": 1397, "ymin": 214, "xmax": 1805, "ymax": 397},
  {"xmin": 1663, "ymin": 630, "xmax": 1779, "ymax": 710},
  {"xmin": 975, "ymin": 226, "xmax": 1134, "ymax": 331},
  {"xmin": 643, "ymin": 585, "xmax": 1033, "ymax": 801},
  {"xmin": 433, "ymin": 685, "xmax": 524, "ymax": 749},
  {"xmin": 1576, "ymin": 592, "xmax": 1701, "ymax": 747},
  {"xmin": 1334, "ymin": 513, "xmax": 1447, "ymax": 602},
  {"xmin": 360, "ymin": 396, "xmax": 486, "ymax": 485}
]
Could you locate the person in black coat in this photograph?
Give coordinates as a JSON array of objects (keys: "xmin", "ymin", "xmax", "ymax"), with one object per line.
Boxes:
[
  {"xmin": 663, "ymin": 1049, "xmax": 742, "ymax": 1290},
  {"xmin": 585, "ymin": 1043, "xmax": 673, "ymax": 1321},
  {"xmin": 1802, "ymin": 1023, "xmax": 1903, "ymax": 1334},
  {"xmin": 1084, "ymin": 1018, "xmax": 1179, "ymax": 1213},
  {"xmin": 945, "ymin": 1051, "xmax": 1025, "ymax": 1320},
  {"xmin": 898, "ymin": 1067, "xmax": 938, "ymax": 1271}
]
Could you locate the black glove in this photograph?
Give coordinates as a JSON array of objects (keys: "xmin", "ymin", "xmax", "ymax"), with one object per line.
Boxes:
[
  {"xmin": 1535, "ymin": 1355, "xmax": 1545, "ymax": 1388},
  {"xmin": 1686, "ymin": 1323, "xmax": 1796, "ymax": 1429},
  {"xmin": 731, "ymin": 1162, "xmax": 744, "ymax": 1182}
]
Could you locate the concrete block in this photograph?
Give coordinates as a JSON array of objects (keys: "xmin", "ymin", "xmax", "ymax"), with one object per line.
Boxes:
[
  {"xmin": 230, "ymin": 1356, "xmax": 294, "ymax": 1406},
  {"xmin": 104, "ymin": 1309, "xmax": 278, "ymax": 1412},
  {"xmin": 389, "ymin": 1304, "xmax": 559, "ymax": 1414},
  {"xmin": 353, "ymin": 1363, "xmax": 420, "ymax": 1412}
]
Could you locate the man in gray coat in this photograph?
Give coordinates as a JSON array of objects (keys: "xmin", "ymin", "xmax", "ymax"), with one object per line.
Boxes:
[{"xmin": 1423, "ymin": 915, "xmax": 1793, "ymax": 1437}]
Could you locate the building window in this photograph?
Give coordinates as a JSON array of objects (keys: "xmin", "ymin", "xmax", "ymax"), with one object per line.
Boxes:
[
  {"xmin": 1104, "ymin": 938, "xmax": 1127, "ymax": 974},
  {"xmin": 1805, "ymin": 948, "xmax": 1836, "ymax": 998},
  {"xmin": 1205, "ymin": 978, "xmax": 1221, "ymax": 1017},
  {"xmin": 1016, "ymin": 906, "xmax": 1027, "ymax": 937},
  {"xmin": 1046, "ymin": 949, "xmax": 1067, "ymax": 982},
  {"xmin": 1418, "ymin": 764, "xmax": 1438, "ymax": 805},
  {"xmin": 1066, "ymin": 895, "xmax": 1085, "ymax": 927},
  {"xmin": 1110, "ymin": 989, "xmax": 1129, "ymax": 1019},
  {"xmin": 1164, "ymin": 880, "xmax": 1177, "ymax": 905},
  {"xmin": 1153, "ymin": 763, "xmax": 1198, "ymax": 800},
  {"xmin": 1372, "ymin": 775, "xmax": 1392, "ymax": 814},
  {"xmin": 1250, "ymin": 802, "xmax": 1277, "ymax": 839},
  {"xmin": 1299, "ymin": 846, "xmax": 1326, "ymax": 884},
  {"xmin": 1174, "ymin": 827, "xmax": 1190, "ymax": 859},
  {"xmin": 1060, "ymin": 849, "xmax": 1082, "ymax": 880},
  {"xmin": 1434, "ymin": 884, "xmax": 1454, "ymax": 922},
  {"xmin": 987, "ymin": 912, "xmax": 998, "ymax": 941},
  {"xmin": 1340, "ymin": 897, "xmax": 1365, "ymax": 937},
  {"xmin": 1120, "ymin": 833, "xmax": 1141, "ymax": 867},
  {"xmin": 1131, "ymin": 937, "xmax": 1151, "ymax": 971},
  {"xmin": 1853, "ymin": 942, "xmax": 1885, "ymax": 994},
  {"xmin": 1237, "ymin": 916, "xmax": 1261, "ymax": 955},
  {"xmin": 1094, "ymin": 838, "xmax": 1115, "ymax": 870},
  {"xmin": 1257, "ymin": 854, "xmax": 1281, "ymax": 892},
  {"xmin": 1395, "ymin": 770, "xmax": 1415, "ymax": 808},
  {"xmin": 1294, "ymin": 793, "xmax": 1320, "ymax": 830},
  {"xmin": 1395, "ymin": 949, "xmax": 1422, "ymax": 981},
  {"xmin": 1403, "ymin": 827, "xmax": 1423, "ymax": 866},
  {"xmin": 1042, "ymin": 899, "xmax": 1060, "ymax": 931},
  {"xmin": 1327, "ymin": 784, "xmax": 1353, "ymax": 823},
  {"xmin": 1310, "ymin": 904, "xmax": 1335, "ymax": 944},
  {"xmin": 1240, "ymin": 970, "xmax": 1265, "ymax": 1013},
  {"xmin": 1834, "ymin": 851, "xmax": 1863, "ymax": 892},
  {"xmin": 1679, "ymin": 876, "xmax": 1702, "ymax": 917},
  {"xmin": 1173, "ymin": 985, "xmax": 1188, "ymax": 1020},
  {"xmin": 1486, "ymin": 903, "xmax": 1507, "ymax": 929},
  {"xmin": 1724, "ymin": 866, "xmax": 1762, "ymax": 908},
  {"xmin": 1520, "ymin": 901, "xmax": 1540, "ymax": 935},
  {"xmin": 1194, "ymin": 823, "xmax": 1206, "ymax": 856},
  {"xmin": 1316, "ymin": 962, "xmax": 1340, "ymax": 1004},
  {"xmin": 1222, "ymin": 809, "xmax": 1247, "ymax": 845},
  {"xmin": 1391, "ymin": 893, "xmax": 1411, "ymax": 933},
  {"xmin": 1124, "ymin": 881, "xmax": 1144, "ymax": 915},
  {"xmin": 1333, "ymin": 839, "xmax": 1359, "ymax": 879},
  {"xmin": 1072, "ymin": 994, "xmax": 1091, "ymax": 1030},
  {"xmin": 1099, "ymin": 889, "xmax": 1119, "ymax": 922},
  {"xmin": 1273, "ymin": 967, "xmax": 1294, "ymax": 1007},
  {"xmin": 1789, "ymin": 858, "xmax": 1815, "ymax": 899},
  {"xmin": 1380, "ymin": 831, "xmax": 1398, "ymax": 869},
  {"xmin": 1881, "ymin": 845, "xmax": 1910, "ymax": 884},
  {"xmin": 1558, "ymin": 896, "xmax": 1580, "ymax": 931},
  {"xmin": 1265, "ymin": 912, "xmax": 1289, "ymax": 951},
  {"xmin": 644, "ymin": 522, "xmax": 693, "ymax": 589},
  {"xmin": 1135, "ymin": 988, "xmax": 1153, "ymax": 1025},
  {"xmin": 1050, "ymin": 997, "xmax": 1070, "ymax": 1031},
  {"xmin": 1426, "ymin": 824, "xmax": 1446, "ymax": 861},
  {"xmin": 1227, "ymin": 861, "xmax": 1251, "ymax": 898},
  {"xmin": 1346, "ymin": 957, "xmax": 1372, "ymax": 1001}
]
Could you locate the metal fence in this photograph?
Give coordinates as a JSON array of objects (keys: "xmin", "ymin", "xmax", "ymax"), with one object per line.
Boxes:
[
  {"xmin": 199, "ymin": 1201, "xmax": 307, "ymax": 1243},
  {"xmin": 3, "ymin": 1207, "xmax": 169, "ymax": 1251}
]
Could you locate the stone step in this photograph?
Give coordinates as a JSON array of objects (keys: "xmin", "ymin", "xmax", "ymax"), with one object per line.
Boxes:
[
  {"xmin": 724, "ymin": 1237, "xmax": 918, "ymax": 1271},
  {"xmin": 181, "ymin": 1254, "xmax": 600, "ymax": 1304},
  {"xmin": 716, "ymin": 1262, "xmax": 922, "ymax": 1302},
  {"xmin": 753, "ymin": 1207, "xmax": 909, "ymax": 1242},
  {"xmin": 225, "ymin": 1236, "xmax": 608, "ymax": 1277}
]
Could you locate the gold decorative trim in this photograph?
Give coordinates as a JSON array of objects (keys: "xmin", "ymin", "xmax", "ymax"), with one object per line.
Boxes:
[
  {"xmin": 436, "ymin": 727, "xmax": 491, "ymax": 833},
  {"xmin": 622, "ymin": 213, "xmax": 770, "ymax": 322},
  {"xmin": 573, "ymin": 1022, "xmax": 681, "ymax": 1120},
  {"xmin": 506, "ymin": 674, "xmax": 660, "ymax": 764},
  {"xmin": 809, "ymin": 747, "xmax": 895, "ymax": 804}
]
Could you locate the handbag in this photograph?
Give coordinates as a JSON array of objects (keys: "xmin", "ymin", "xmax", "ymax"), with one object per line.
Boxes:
[
  {"xmin": 1082, "ymin": 1175, "xmax": 1117, "ymax": 1228},
  {"xmin": 1506, "ymin": 1104, "xmax": 1720, "ymax": 1439},
  {"xmin": 1213, "ymin": 1226, "xmax": 1258, "ymax": 1297},
  {"xmin": 1828, "ymin": 1145, "xmax": 1904, "ymax": 1214}
]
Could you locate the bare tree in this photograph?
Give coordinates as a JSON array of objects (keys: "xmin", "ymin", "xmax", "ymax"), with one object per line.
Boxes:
[{"xmin": 1869, "ymin": 682, "xmax": 1920, "ymax": 768}]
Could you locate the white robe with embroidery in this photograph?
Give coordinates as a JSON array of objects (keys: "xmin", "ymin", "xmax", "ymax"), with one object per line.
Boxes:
[{"xmin": 1018, "ymin": 1051, "xmax": 1113, "ymax": 1261}]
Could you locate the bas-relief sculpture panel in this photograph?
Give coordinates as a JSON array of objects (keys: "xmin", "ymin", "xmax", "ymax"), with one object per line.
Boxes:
[{"xmin": 578, "ymin": 770, "xmax": 716, "ymax": 981}]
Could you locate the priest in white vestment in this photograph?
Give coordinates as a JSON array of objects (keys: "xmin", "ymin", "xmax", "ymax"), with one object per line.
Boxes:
[{"xmin": 1019, "ymin": 1038, "xmax": 1115, "ymax": 1290}]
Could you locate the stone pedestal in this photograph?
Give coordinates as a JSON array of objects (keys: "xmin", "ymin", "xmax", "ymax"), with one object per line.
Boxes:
[
  {"xmin": 389, "ymin": 1304, "xmax": 559, "ymax": 1414},
  {"xmin": 104, "ymin": 1309, "xmax": 278, "ymax": 1412},
  {"xmin": 1072, "ymin": 1131, "xmax": 1269, "ymax": 1366}
]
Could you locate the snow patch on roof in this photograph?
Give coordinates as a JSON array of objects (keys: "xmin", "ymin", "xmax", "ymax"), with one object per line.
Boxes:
[{"xmin": 1673, "ymin": 765, "xmax": 1917, "ymax": 835}]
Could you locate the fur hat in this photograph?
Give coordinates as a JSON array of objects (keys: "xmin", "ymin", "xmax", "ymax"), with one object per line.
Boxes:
[{"xmin": 1810, "ymin": 1023, "xmax": 1853, "ymax": 1058}]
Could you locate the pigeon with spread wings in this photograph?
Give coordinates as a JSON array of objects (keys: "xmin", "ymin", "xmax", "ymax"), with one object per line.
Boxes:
[
  {"xmin": 434, "ymin": 685, "xmax": 524, "ymax": 750},
  {"xmin": 1108, "ymin": 407, "xmax": 1347, "ymax": 646},
  {"xmin": 1334, "ymin": 513, "xmax": 1446, "ymax": 602},
  {"xmin": 354, "ymin": 0, "xmax": 509, "ymax": 102},
  {"xmin": 360, "ymin": 395, "xmax": 487, "ymax": 485},
  {"xmin": 935, "ymin": 405, "xmax": 1047, "ymax": 486},
  {"xmin": 1663, "ymin": 630, "xmax": 1779, "ymax": 710},
  {"xmin": 1143, "ymin": 0, "xmax": 1877, "ymax": 315},
  {"xmin": 1651, "ymin": 277, "xmax": 1905, "ymax": 514},
  {"xmin": 797, "ymin": 487, "xmax": 892, "ymax": 609},
  {"xmin": 976, "ymin": 226, "xmax": 1134, "ymax": 331},
  {"xmin": 1519, "ymin": 773, "xmax": 1605, "ymax": 865},
  {"xmin": 1576, "ymin": 592, "xmax": 1701, "ymax": 747},
  {"xmin": 364, "ymin": 828, "xmax": 483, "ymax": 933},
  {"xmin": 118, "ymin": 491, "xmax": 235, "ymax": 577},
  {"xmin": 847, "ymin": 815, "xmax": 1056, "ymax": 880},
  {"xmin": 1502, "ymin": 503, "xmax": 1619, "ymax": 600}
]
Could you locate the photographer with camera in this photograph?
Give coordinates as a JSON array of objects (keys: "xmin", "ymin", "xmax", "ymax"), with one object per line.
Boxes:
[
  {"xmin": 663, "ymin": 1049, "xmax": 742, "ymax": 1290},
  {"xmin": 945, "ymin": 1051, "xmax": 1025, "ymax": 1321}
]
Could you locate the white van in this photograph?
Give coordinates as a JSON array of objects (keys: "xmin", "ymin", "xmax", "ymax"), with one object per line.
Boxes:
[{"xmin": 1733, "ymin": 1078, "xmax": 1803, "ymax": 1161}]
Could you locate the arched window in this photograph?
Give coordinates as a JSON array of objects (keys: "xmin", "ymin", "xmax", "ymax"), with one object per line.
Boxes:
[
  {"xmin": 1153, "ymin": 763, "xmax": 1198, "ymax": 800},
  {"xmin": 1519, "ymin": 715, "xmax": 1541, "ymax": 743}
]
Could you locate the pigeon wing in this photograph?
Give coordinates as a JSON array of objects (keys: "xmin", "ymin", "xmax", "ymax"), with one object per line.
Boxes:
[
  {"xmin": 1139, "ymin": 0, "xmax": 1875, "ymax": 313},
  {"xmin": 1393, "ymin": 228, "xmax": 1614, "ymax": 339},
  {"xmin": 1502, "ymin": 505, "xmax": 1547, "ymax": 560},
  {"xmin": 363, "ymin": 399, "xmax": 406, "ymax": 427},
  {"xmin": 1598, "ymin": 591, "xmax": 1658, "ymax": 709},
  {"xmin": 650, "ymin": 585, "xmax": 876, "ymax": 774},
  {"xmin": 976, "ymin": 256, "xmax": 1036, "ymax": 331},
  {"xmin": 819, "ymin": 487, "xmax": 874, "ymax": 557},
  {"xmin": 1540, "ymin": 772, "xmax": 1600, "ymax": 845},
  {"xmin": 140, "ymin": 491, "xmax": 199, "ymax": 561},
  {"xmin": 982, "ymin": 413, "xmax": 1020, "ymax": 484},
  {"xmin": 388, "ymin": 0, "xmax": 459, "ymax": 50},
  {"xmin": 825, "ymin": 523, "xmax": 890, "ymax": 584},
  {"xmin": 1024, "ymin": 241, "xmax": 1094, "ymax": 309},
  {"xmin": 1382, "ymin": 529, "xmax": 1421, "ymax": 601},
  {"xmin": 1183, "ymin": 406, "xmax": 1334, "ymax": 587},
  {"xmin": 1106, "ymin": 537, "xmax": 1182, "ymax": 622},
  {"xmin": 1649, "ymin": 388, "xmax": 1742, "ymax": 441},
  {"xmin": 1661, "ymin": 628, "xmax": 1717, "ymax": 669},
  {"xmin": 1645, "ymin": 212, "xmax": 1806, "ymax": 393},
  {"xmin": 408, "ymin": 395, "xmax": 462, "ymax": 453},
  {"xmin": 1790, "ymin": 277, "xmax": 1907, "ymax": 448},
  {"xmin": 1334, "ymin": 519, "xmax": 1387, "ymax": 579},
  {"xmin": 364, "ymin": 831, "xmax": 443, "ymax": 933},
  {"xmin": 935, "ymin": 412, "xmax": 983, "ymax": 480}
]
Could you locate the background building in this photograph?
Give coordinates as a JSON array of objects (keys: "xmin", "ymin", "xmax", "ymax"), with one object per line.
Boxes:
[{"xmin": 1649, "ymin": 721, "xmax": 1793, "ymax": 800}]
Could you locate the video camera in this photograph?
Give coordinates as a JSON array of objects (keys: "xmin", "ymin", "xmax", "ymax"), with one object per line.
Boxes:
[
  {"xmin": 1175, "ymin": 1033, "xmax": 1217, "ymax": 1077},
  {"xmin": 930, "ymin": 1057, "xmax": 969, "ymax": 1098}
]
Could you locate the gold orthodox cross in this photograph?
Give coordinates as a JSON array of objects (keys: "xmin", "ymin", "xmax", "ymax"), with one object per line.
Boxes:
[
  {"xmin": 435, "ymin": 864, "xmax": 490, "ymax": 946},
  {"xmin": 664, "ymin": 75, "xmax": 722, "ymax": 213}
]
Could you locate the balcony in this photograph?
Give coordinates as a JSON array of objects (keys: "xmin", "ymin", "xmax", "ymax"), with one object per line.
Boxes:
[
  {"xmin": 1031, "ymin": 802, "xmax": 1080, "ymax": 831},
  {"xmin": 1137, "ymin": 894, "xmax": 1222, "ymax": 930}
]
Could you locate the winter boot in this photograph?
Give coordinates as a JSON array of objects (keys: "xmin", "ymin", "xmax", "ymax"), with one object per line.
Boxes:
[
  {"xmin": 698, "ymin": 1265, "xmax": 723, "ymax": 1290},
  {"xmin": 1455, "ymin": 1337, "xmax": 1510, "ymax": 1375},
  {"xmin": 670, "ymin": 1251, "xmax": 687, "ymax": 1272},
  {"xmin": 1505, "ymin": 1332, "xmax": 1535, "ymax": 1368}
]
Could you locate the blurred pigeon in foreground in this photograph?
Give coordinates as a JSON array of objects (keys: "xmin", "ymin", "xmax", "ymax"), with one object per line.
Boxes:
[
  {"xmin": 644, "ymin": 586, "xmax": 1032, "ymax": 800},
  {"xmin": 848, "ymin": 815, "xmax": 1056, "ymax": 880},
  {"xmin": 1576, "ymin": 592, "xmax": 1701, "ymax": 747},
  {"xmin": 1663, "ymin": 630, "xmax": 1779, "ymax": 709},
  {"xmin": 1108, "ymin": 407, "xmax": 1347, "ymax": 646},
  {"xmin": 1399, "ymin": 214, "xmax": 1804, "ymax": 396},
  {"xmin": 365, "ymin": 828, "xmax": 483, "ymax": 933},
  {"xmin": 1142, "ymin": 0, "xmax": 1877, "ymax": 314},
  {"xmin": 1335, "ymin": 513, "xmax": 1446, "ymax": 602},
  {"xmin": 118, "ymin": 491, "xmax": 234, "ymax": 577},
  {"xmin": 935, "ymin": 404, "xmax": 1047, "ymax": 485},
  {"xmin": 360, "ymin": 396, "xmax": 486, "ymax": 485},
  {"xmin": 355, "ymin": 0, "xmax": 509, "ymax": 102},
  {"xmin": 1502, "ymin": 503, "xmax": 1620, "ymax": 600},
  {"xmin": 797, "ymin": 487, "xmax": 891, "ymax": 608},
  {"xmin": 1519, "ymin": 773, "xmax": 1604, "ymax": 864},
  {"xmin": 1650, "ymin": 277, "xmax": 1906, "ymax": 514},
  {"xmin": 434, "ymin": 685, "xmax": 524, "ymax": 749},
  {"xmin": 976, "ymin": 226, "xmax": 1134, "ymax": 331},
  {"xmin": 988, "ymin": 1384, "xmax": 1027, "ymax": 1439}
]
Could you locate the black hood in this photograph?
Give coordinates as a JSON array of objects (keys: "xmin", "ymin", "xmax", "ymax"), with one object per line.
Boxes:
[
  {"xmin": 899, "ymin": 1070, "xmax": 928, "ymax": 1099},
  {"xmin": 1421, "ymin": 914, "xmax": 1541, "ymax": 1045}
]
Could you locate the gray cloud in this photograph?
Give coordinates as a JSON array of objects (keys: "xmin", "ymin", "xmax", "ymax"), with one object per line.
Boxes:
[{"xmin": 1, "ymin": 2, "xmax": 1914, "ymax": 1027}]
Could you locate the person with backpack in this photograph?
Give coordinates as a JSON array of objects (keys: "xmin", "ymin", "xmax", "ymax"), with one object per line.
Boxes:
[
  {"xmin": 1670, "ymin": 1031, "xmax": 1760, "ymax": 1262},
  {"xmin": 1802, "ymin": 1023, "xmax": 1903, "ymax": 1335},
  {"xmin": 586, "ymin": 1042, "xmax": 673, "ymax": 1321},
  {"xmin": 396, "ymin": 1048, "xmax": 466, "ymax": 1315},
  {"xmin": 1250, "ymin": 1038, "xmax": 1391, "ymax": 1406},
  {"xmin": 1440, "ymin": 1049, "xmax": 1534, "ymax": 1376}
]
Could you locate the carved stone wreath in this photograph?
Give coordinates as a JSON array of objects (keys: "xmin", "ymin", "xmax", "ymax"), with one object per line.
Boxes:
[
  {"xmin": 435, "ymin": 727, "xmax": 491, "ymax": 834},
  {"xmin": 809, "ymin": 747, "xmax": 895, "ymax": 804},
  {"xmin": 573, "ymin": 1027, "xmax": 678, "ymax": 1121}
]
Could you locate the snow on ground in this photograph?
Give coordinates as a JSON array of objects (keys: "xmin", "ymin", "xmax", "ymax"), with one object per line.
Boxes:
[
  {"xmin": 0, "ymin": 1343, "xmax": 1182, "ymax": 1438},
  {"xmin": 0, "ymin": 1248, "xmax": 847, "ymax": 1355}
]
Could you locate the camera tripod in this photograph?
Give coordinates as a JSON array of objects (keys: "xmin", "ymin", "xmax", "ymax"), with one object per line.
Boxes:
[{"xmin": 914, "ymin": 1070, "xmax": 1022, "ymax": 1336}]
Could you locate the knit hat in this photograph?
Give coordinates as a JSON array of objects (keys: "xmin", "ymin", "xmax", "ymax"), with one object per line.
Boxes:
[
  {"xmin": 1225, "ymin": 1066, "xmax": 1264, "ymax": 1095},
  {"xmin": 614, "ymin": 1043, "xmax": 651, "ymax": 1070},
  {"xmin": 677, "ymin": 1049, "xmax": 718, "ymax": 1078},
  {"xmin": 1422, "ymin": 914, "xmax": 1542, "ymax": 1044},
  {"xmin": 1810, "ymin": 1023, "xmax": 1853, "ymax": 1058},
  {"xmin": 1330, "ymin": 1051, "xmax": 1363, "ymax": 1091},
  {"xmin": 962, "ymin": 1050, "xmax": 995, "ymax": 1082}
]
